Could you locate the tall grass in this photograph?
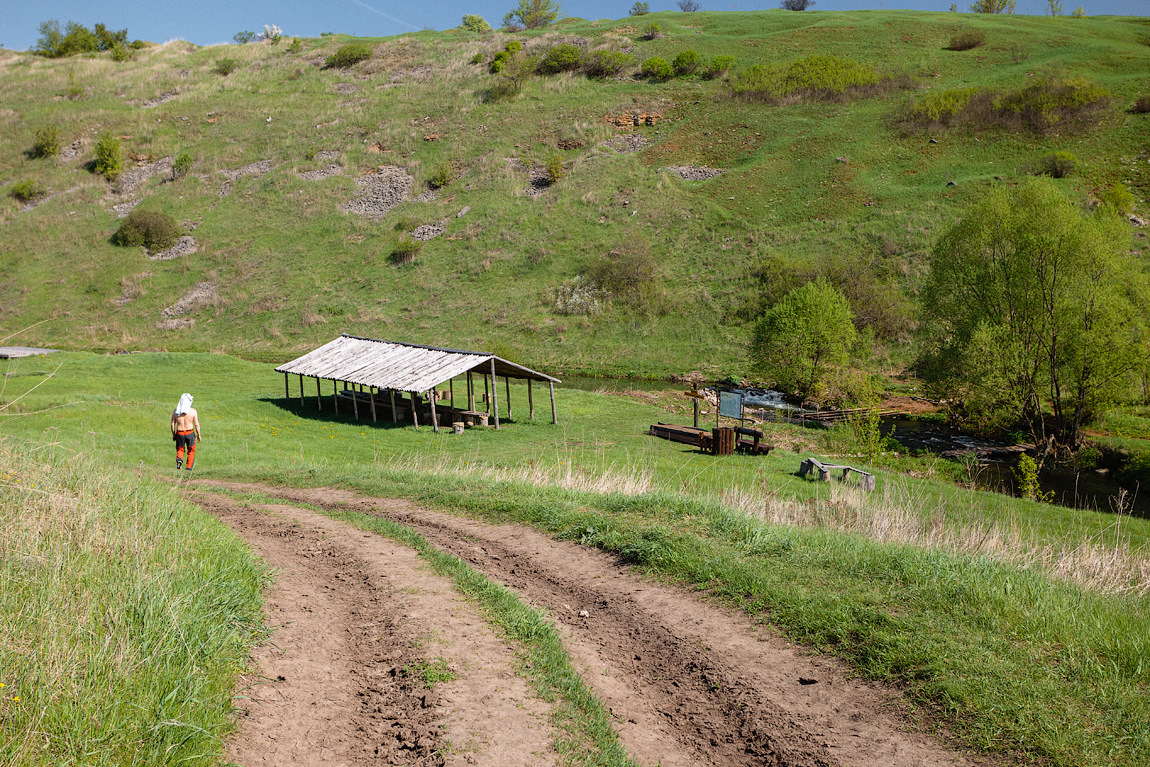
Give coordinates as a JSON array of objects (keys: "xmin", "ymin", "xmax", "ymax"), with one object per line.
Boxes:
[{"xmin": 0, "ymin": 438, "xmax": 265, "ymax": 766}]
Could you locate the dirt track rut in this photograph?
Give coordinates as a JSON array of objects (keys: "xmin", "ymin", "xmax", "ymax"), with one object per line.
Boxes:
[{"xmin": 190, "ymin": 481, "xmax": 988, "ymax": 767}]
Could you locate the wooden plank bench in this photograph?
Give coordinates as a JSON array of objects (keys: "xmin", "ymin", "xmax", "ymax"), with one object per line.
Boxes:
[
  {"xmin": 734, "ymin": 426, "xmax": 774, "ymax": 456},
  {"xmin": 798, "ymin": 457, "xmax": 875, "ymax": 491}
]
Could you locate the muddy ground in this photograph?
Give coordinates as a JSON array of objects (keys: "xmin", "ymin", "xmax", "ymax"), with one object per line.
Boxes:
[{"xmin": 188, "ymin": 481, "xmax": 991, "ymax": 767}]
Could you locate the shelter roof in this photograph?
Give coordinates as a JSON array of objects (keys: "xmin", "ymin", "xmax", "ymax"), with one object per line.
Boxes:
[
  {"xmin": 0, "ymin": 346, "xmax": 56, "ymax": 359},
  {"xmin": 275, "ymin": 334, "xmax": 560, "ymax": 393}
]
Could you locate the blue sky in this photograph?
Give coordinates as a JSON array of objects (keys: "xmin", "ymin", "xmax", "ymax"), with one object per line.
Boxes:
[{"xmin": 3, "ymin": 0, "xmax": 1145, "ymax": 51}]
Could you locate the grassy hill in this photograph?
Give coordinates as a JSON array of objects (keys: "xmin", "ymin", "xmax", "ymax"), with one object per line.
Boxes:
[{"xmin": 1, "ymin": 10, "xmax": 1147, "ymax": 378}]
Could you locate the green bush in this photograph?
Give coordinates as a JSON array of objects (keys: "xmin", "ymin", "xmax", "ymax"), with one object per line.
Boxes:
[
  {"xmin": 109, "ymin": 43, "xmax": 131, "ymax": 62},
  {"xmin": 325, "ymin": 42, "xmax": 372, "ymax": 68},
  {"xmin": 172, "ymin": 152, "xmax": 194, "ymax": 179},
  {"xmin": 729, "ymin": 55, "xmax": 881, "ymax": 102},
  {"xmin": 705, "ymin": 55, "xmax": 736, "ymax": 78},
  {"xmin": 586, "ymin": 247, "xmax": 665, "ymax": 311},
  {"xmin": 546, "ymin": 154, "xmax": 564, "ymax": 184},
  {"xmin": 490, "ymin": 50, "xmax": 511, "ymax": 73},
  {"xmin": 393, "ymin": 216, "xmax": 415, "ymax": 232},
  {"xmin": 996, "ymin": 70, "xmax": 1108, "ymax": 130},
  {"xmin": 640, "ymin": 22, "xmax": 662, "ymax": 40},
  {"xmin": 470, "ymin": 51, "xmax": 485, "ymax": 64},
  {"xmin": 505, "ymin": 40, "xmax": 523, "ymax": 54},
  {"xmin": 115, "ymin": 209, "xmax": 181, "ymax": 251},
  {"xmin": 947, "ymin": 30, "xmax": 986, "ymax": 50},
  {"xmin": 582, "ymin": 50, "xmax": 634, "ymax": 78},
  {"xmin": 904, "ymin": 87, "xmax": 979, "ymax": 125},
  {"xmin": 630, "ymin": 1, "xmax": 651, "ymax": 14},
  {"xmin": 642, "ymin": 56, "xmax": 673, "ymax": 81},
  {"xmin": 214, "ymin": 57, "xmax": 238, "ymax": 75},
  {"xmin": 537, "ymin": 44, "xmax": 581, "ymax": 74},
  {"xmin": 1131, "ymin": 94, "xmax": 1150, "ymax": 114},
  {"xmin": 461, "ymin": 14, "xmax": 493, "ymax": 33},
  {"xmin": 1098, "ymin": 183, "xmax": 1135, "ymax": 215},
  {"xmin": 672, "ymin": 49, "xmax": 700, "ymax": 76},
  {"xmin": 93, "ymin": 131, "xmax": 122, "ymax": 180},
  {"xmin": 9, "ymin": 179, "xmax": 46, "ymax": 203},
  {"xmin": 32, "ymin": 124, "xmax": 62, "ymax": 158},
  {"xmin": 287, "ymin": 37, "xmax": 303, "ymax": 53},
  {"xmin": 1035, "ymin": 151, "xmax": 1077, "ymax": 178},
  {"xmin": 427, "ymin": 162, "xmax": 457, "ymax": 189},
  {"xmin": 392, "ymin": 238, "xmax": 422, "ymax": 264}
]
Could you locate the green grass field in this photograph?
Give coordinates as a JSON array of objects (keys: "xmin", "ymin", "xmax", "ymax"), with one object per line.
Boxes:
[{"xmin": 4, "ymin": 349, "xmax": 1150, "ymax": 765}]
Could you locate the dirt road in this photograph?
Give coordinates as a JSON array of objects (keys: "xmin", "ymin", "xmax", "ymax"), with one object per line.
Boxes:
[{"xmin": 189, "ymin": 481, "xmax": 989, "ymax": 767}]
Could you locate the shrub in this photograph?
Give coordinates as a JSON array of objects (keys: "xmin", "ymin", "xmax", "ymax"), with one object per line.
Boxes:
[
  {"xmin": 729, "ymin": 55, "xmax": 881, "ymax": 103},
  {"xmin": 996, "ymin": 70, "xmax": 1108, "ymax": 131},
  {"xmin": 705, "ymin": 55, "xmax": 736, "ymax": 78},
  {"xmin": 287, "ymin": 37, "xmax": 303, "ymax": 53},
  {"xmin": 391, "ymin": 238, "xmax": 421, "ymax": 264},
  {"xmin": 672, "ymin": 49, "xmax": 700, "ymax": 76},
  {"xmin": 1098, "ymin": 183, "xmax": 1135, "ymax": 215},
  {"xmin": 65, "ymin": 72, "xmax": 84, "ymax": 100},
  {"xmin": 461, "ymin": 14, "xmax": 493, "ymax": 33},
  {"xmin": 970, "ymin": 0, "xmax": 1015, "ymax": 10},
  {"xmin": 172, "ymin": 152, "xmax": 194, "ymax": 179},
  {"xmin": 640, "ymin": 22, "xmax": 662, "ymax": 40},
  {"xmin": 490, "ymin": 50, "xmax": 511, "ymax": 73},
  {"xmin": 1035, "ymin": 151, "xmax": 1077, "ymax": 178},
  {"xmin": 780, "ymin": 0, "xmax": 814, "ymax": 8},
  {"xmin": 1132, "ymin": 95, "xmax": 1150, "ymax": 114},
  {"xmin": 109, "ymin": 43, "xmax": 132, "ymax": 62},
  {"xmin": 582, "ymin": 50, "xmax": 634, "ymax": 78},
  {"xmin": 904, "ymin": 87, "xmax": 979, "ymax": 125},
  {"xmin": 586, "ymin": 247, "xmax": 665, "ymax": 310},
  {"xmin": 325, "ymin": 42, "xmax": 372, "ymax": 68},
  {"xmin": 538, "ymin": 44, "xmax": 581, "ymax": 74},
  {"xmin": 546, "ymin": 154, "xmax": 564, "ymax": 184},
  {"xmin": 9, "ymin": 179, "xmax": 46, "ymax": 203},
  {"xmin": 947, "ymin": 29, "xmax": 986, "ymax": 50},
  {"xmin": 115, "ymin": 209, "xmax": 181, "ymax": 251},
  {"xmin": 1070, "ymin": 5, "xmax": 1086, "ymax": 16},
  {"xmin": 486, "ymin": 79, "xmax": 521, "ymax": 101},
  {"xmin": 503, "ymin": 0, "xmax": 560, "ymax": 30},
  {"xmin": 93, "ymin": 131, "xmax": 122, "ymax": 180},
  {"xmin": 393, "ymin": 216, "xmax": 415, "ymax": 232},
  {"xmin": 32, "ymin": 125, "xmax": 62, "ymax": 158},
  {"xmin": 642, "ymin": 56, "xmax": 673, "ymax": 81},
  {"xmin": 470, "ymin": 52, "xmax": 486, "ymax": 64},
  {"xmin": 678, "ymin": 0, "xmax": 701, "ymax": 9},
  {"xmin": 547, "ymin": 275, "xmax": 606, "ymax": 315},
  {"xmin": 234, "ymin": 30, "xmax": 256, "ymax": 44},
  {"xmin": 630, "ymin": 2, "xmax": 651, "ymax": 15},
  {"xmin": 262, "ymin": 24, "xmax": 283, "ymax": 44},
  {"xmin": 505, "ymin": 41, "xmax": 523, "ymax": 54},
  {"xmin": 214, "ymin": 57, "xmax": 238, "ymax": 75},
  {"xmin": 427, "ymin": 162, "xmax": 457, "ymax": 189}
]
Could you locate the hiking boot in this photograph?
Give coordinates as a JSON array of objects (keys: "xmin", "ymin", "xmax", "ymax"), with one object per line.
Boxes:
[{"xmin": 176, "ymin": 459, "xmax": 183, "ymax": 470}]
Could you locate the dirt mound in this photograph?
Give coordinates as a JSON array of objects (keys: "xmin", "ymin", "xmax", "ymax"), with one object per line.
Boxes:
[
  {"xmin": 340, "ymin": 166, "xmax": 413, "ymax": 218},
  {"xmin": 666, "ymin": 166, "xmax": 723, "ymax": 181},
  {"xmin": 148, "ymin": 235, "xmax": 197, "ymax": 261},
  {"xmin": 161, "ymin": 281, "xmax": 216, "ymax": 318}
]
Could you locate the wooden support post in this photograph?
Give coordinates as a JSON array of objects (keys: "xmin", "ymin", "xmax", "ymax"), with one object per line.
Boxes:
[
  {"xmin": 483, "ymin": 374, "xmax": 490, "ymax": 415},
  {"xmin": 370, "ymin": 387, "xmax": 377, "ymax": 423},
  {"xmin": 333, "ymin": 379, "xmax": 339, "ymax": 415},
  {"xmin": 299, "ymin": 374, "xmax": 305, "ymax": 406},
  {"xmin": 430, "ymin": 387, "xmax": 439, "ymax": 433},
  {"xmin": 389, "ymin": 389, "xmax": 397, "ymax": 423},
  {"xmin": 449, "ymin": 378, "xmax": 455, "ymax": 410},
  {"xmin": 549, "ymin": 382, "xmax": 557, "ymax": 424},
  {"xmin": 316, "ymin": 377, "xmax": 322, "ymax": 412},
  {"xmin": 490, "ymin": 359, "xmax": 500, "ymax": 430},
  {"xmin": 528, "ymin": 379, "xmax": 534, "ymax": 421},
  {"xmin": 284, "ymin": 372, "xmax": 289, "ymax": 400},
  {"xmin": 352, "ymin": 383, "xmax": 359, "ymax": 419},
  {"xmin": 505, "ymin": 376, "xmax": 511, "ymax": 420},
  {"xmin": 693, "ymin": 398, "xmax": 699, "ymax": 429},
  {"xmin": 467, "ymin": 372, "xmax": 474, "ymax": 411},
  {"xmin": 411, "ymin": 392, "xmax": 419, "ymax": 428}
]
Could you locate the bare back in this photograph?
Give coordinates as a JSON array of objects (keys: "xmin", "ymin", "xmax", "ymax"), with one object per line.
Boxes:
[{"xmin": 172, "ymin": 408, "xmax": 200, "ymax": 436}]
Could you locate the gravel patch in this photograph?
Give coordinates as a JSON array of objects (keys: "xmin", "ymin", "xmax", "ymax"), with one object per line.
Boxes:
[
  {"xmin": 315, "ymin": 150, "xmax": 341, "ymax": 161},
  {"xmin": 149, "ymin": 235, "xmax": 198, "ymax": 261},
  {"xmin": 666, "ymin": 165, "xmax": 723, "ymax": 181},
  {"xmin": 140, "ymin": 91, "xmax": 178, "ymax": 109},
  {"xmin": 60, "ymin": 140, "xmax": 84, "ymax": 160},
  {"xmin": 297, "ymin": 164, "xmax": 343, "ymax": 181},
  {"xmin": 218, "ymin": 160, "xmax": 278, "ymax": 197},
  {"xmin": 156, "ymin": 318, "xmax": 195, "ymax": 330},
  {"xmin": 411, "ymin": 189, "xmax": 438, "ymax": 203},
  {"xmin": 507, "ymin": 158, "xmax": 551, "ymax": 198},
  {"xmin": 112, "ymin": 198, "xmax": 143, "ymax": 218},
  {"xmin": 113, "ymin": 157, "xmax": 173, "ymax": 195},
  {"xmin": 602, "ymin": 134, "xmax": 650, "ymax": 153},
  {"xmin": 331, "ymin": 82, "xmax": 362, "ymax": 94},
  {"xmin": 339, "ymin": 165, "xmax": 413, "ymax": 218},
  {"xmin": 161, "ymin": 281, "xmax": 217, "ymax": 318},
  {"xmin": 410, "ymin": 222, "xmax": 445, "ymax": 241}
]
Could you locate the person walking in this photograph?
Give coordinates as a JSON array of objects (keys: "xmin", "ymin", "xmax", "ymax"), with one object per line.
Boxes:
[{"xmin": 171, "ymin": 393, "xmax": 202, "ymax": 470}]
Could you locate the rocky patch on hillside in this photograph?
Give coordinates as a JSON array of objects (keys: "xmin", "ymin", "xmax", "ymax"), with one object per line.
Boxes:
[
  {"xmin": 149, "ymin": 236, "xmax": 198, "ymax": 261},
  {"xmin": 161, "ymin": 281, "xmax": 217, "ymax": 318},
  {"xmin": 666, "ymin": 165, "xmax": 723, "ymax": 181},
  {"xmin": 219, "ymin": 160, "xmax": 278, "ymax": 197},
  {"xmin": 340, "ymin": 165, "xmax": 413, "ymax": 218},
  {"xmin": 113, "ymin": 157, "xmax": 173, "ymax": 196}
]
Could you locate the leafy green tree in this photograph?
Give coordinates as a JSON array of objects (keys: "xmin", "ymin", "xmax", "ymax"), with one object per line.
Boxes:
[
  {"xmin": 502, "ymin": 0, "xmax": 560, "ymax": 29},
  {"xmin": 93, "ymin": 23, "xmax": 128, "ymax": 50},
  {"xmin": 35, "ymin": 20, "xmax": 101, "ymax": 57},
  {"xmin": 460, "ymin": 14, "xmax": 493, "ymax": 32},
  {"xmin": 630, "ymin": 2, "xmax": 651, "ymax": 15},
  {"xmin": 919, "ymin": 179, "xmax": 1147, "ymax": 448},
  {"xmin": 750, "ymin": 279, "xmax": 858, "ymax": 397},
  {"xmin": 970, "ymin": 0, "xmax": 1016, "ymax": 12}
]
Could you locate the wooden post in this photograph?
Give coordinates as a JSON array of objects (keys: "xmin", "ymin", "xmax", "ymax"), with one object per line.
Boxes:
[
  {"xmin": 467, "ymin": 372, "xmax": 474, "ymax": 411},
  {"xmin": 505, "ymin": 376, "xmax": 511, "ymax": 420},
  {"xmin": 528, "ymin": 379, "xmax": 534, "ymax": 421},
  {"xmin": 352, "ymin": 383, "xmax": 359, "ymax": 419},
  {"xmin": 490, "ymin": 359, "xmax": 500, "ymax": 429},
  {"xmin": 316, "ymin": 377, "xmax": 322, "ymax": 412},
  {"xmin": 370, "ymin": 387, "xmax": 377, "ymax": 423},
  {"xmin": 549, "ymin": 382, "xmax": 557, "ymax": 424},
  {"xmin": 693, "ymin": 398, "xmax": 699, "ymax": 429},
  {"xmin": 430, "ymin": 387, "xmax": 439, "ymax": 433},
  {"xmin": 411, "ymin": 392, "xmax": 419, "ymax": 428},
  {"xmin": 389, "ymin": 389, "xmax": 397, "ymax": 423},
  {"xmin": 449, "ymin": 378, "xmax": 455, "ymax": 411},
  {"xmin": 284, "ymin": 372, "xmax": 289, "ymax": 400},
  {"xmin": 299, "ymin": 374, "xmax": 305, "ymax": 406},
  {"xmin": 333, "ymin": 379, "xmax": 339, "ymax": 415},
  {"xmin": 483, "ymin": 374, "xmax": 490, "ymax": 415}
]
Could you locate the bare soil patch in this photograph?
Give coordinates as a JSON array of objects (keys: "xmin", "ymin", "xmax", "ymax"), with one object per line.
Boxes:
[
  {"xmin": 192, "ymin": 480, "xmax": 990, "ymax": 767},
  {"xmin": 602, "ymin": 134, "xmax": 650, "ymax": 154},
  {"xmin": 188, "ymin": 489, "xmax": 555, "ymax": 767}
]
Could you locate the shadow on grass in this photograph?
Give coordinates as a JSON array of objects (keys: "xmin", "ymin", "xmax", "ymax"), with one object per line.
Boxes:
[{"xmin": 258, "ymin": 396, "xmax": 518, "ymax": 431}]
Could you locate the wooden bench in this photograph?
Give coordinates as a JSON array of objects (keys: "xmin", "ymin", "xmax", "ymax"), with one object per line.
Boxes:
[
  {"xmin": 798, "ymin": 457, "xmax": 875, "ymax": 491},
  {"xmin": 734, "ymin": 426, "xmax": 774, "ymax": 456}
]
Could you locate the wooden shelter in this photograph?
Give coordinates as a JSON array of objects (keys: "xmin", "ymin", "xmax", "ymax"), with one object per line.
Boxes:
[{"xmin": 274, "ymin": 334, "xmax": 560, "ymax": 432}]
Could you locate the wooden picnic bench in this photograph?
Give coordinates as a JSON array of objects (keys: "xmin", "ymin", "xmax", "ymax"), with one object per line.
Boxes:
[
  {"xmin": 735, "ymin": 426, "xmax": 774, "ymax": 456},
  {"xmin": 798, "ymin": 457, "xmax": 875, "ymax": 491}
]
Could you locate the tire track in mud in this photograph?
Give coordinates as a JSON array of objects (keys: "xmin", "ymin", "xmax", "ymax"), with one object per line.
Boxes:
[
  {"xmin": 194, "ymin": 481, "xmax": 991, "ymax": 767},
  {"xmin": 192, "ymin": 490, "xmax": 555, "ymax": 767}
]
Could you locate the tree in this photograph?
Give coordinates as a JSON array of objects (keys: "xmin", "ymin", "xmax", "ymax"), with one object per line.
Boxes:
[
  {"xmin": 503, "ymin": 0, "xmax": 560, "ymax": 29},
  {"xmin": 780, "ymin": 0, "xmax": 814, "ymax": 9},
  {"xmin": 970, "ymin": 0, "xmax": 1016, "ymax": 12},
  {"xmin": 630, "ymin": 2, "xmax": 651, "ymax": 15},
  {"xmin": 750, "ymin": 279, "xmax": 857, "ymax": 397},
  {"xmin": 93, "ymin": 23, "xmax": 127, "ymax": 50},
  {"xmin": 919, "ymin": 179, "xmax": 1147, "ymax": 449},
  {"xmin": 678, "ymin": 0, "xmax": 702, "ymax": 10},
  {"xmin": 1047, "ymin": 0, "xmax": 1063, "ymax": 15},
  {"xmin": 35, "ymin": 20, "xmax": 103, "ymax": 57},
  {"xmin": 460, "ymin": 14, "xmax": 493, "ymax": 33}
]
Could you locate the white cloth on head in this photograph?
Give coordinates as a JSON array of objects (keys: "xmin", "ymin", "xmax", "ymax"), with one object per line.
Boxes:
[{"xmin": 175, "ymin": 393, "xmax": 194, "ymax": 415}]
